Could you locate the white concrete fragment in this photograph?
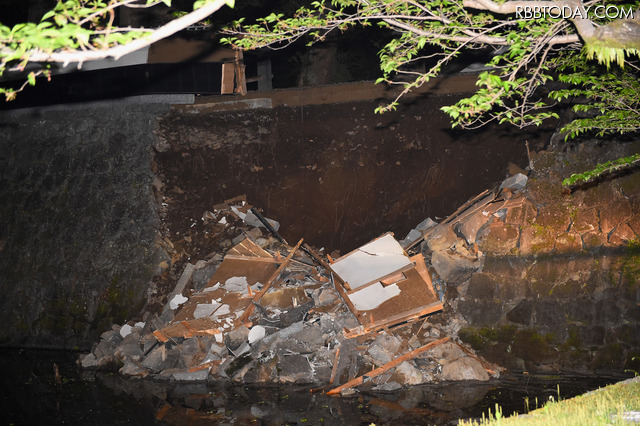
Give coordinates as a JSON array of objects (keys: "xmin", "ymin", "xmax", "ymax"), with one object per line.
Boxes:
[
  {"xmin": 223, "ymin": 276, "xmax": 249, "ymax": 293},
  {"xmin": 348, "ymin": 283, "xmax": 401, "ymax": 311},
  {"xmin": 243, "ymin": 210, "xmax": 280, "ymax": 231},
  {"xmin": 331, "ymin": 234, "xmax": 412, "ymax": 289},
  {"xmin": 248, "ymin": 325, "xmax": 266, "ymax": 344},
  {"xmin": 194, "ymin": 303, "xmax": 221, "ymax": 319},
  {"xmin": 134, "ymin": 322, "xmax": 145, "ymax": 329},
  {"xmin": 218, "ymin": 217, "xmax": 227, "ymax": 225},
  {"xmin": 230, "ymin": 206, "xmax": 247, "ymax": 220},
  {"xmin": 202, "ymin": 283, "xmax": 220, "ymax": 292},
  {"xmin": 216, "ymin": 304, "xmax": 231, "ymax": 316},
  {"xmin": 170, "ymin": 294, "xmax": 188, "ymax": 310},
  {"xmin": 120, "ymin": 324, "xmax": 132, "ymax": 337},
  {"xmin": 500, "ymin": 173, "xmax": 528, "ymax": 192}
]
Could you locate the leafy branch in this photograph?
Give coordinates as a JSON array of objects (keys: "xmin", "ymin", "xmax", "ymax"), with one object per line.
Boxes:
[
  {"xmin": 1, "ymin": 0, "xmax": 235, "ymax": 101},
  {"xmin": 562, "ymin": 153, "xmax": 640, "ymax": 189}
]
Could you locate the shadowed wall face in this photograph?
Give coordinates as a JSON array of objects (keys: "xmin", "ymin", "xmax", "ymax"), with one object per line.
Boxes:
[{"xmin": 0, "ymin": 104, "xmax": 167, "ymax": 349}]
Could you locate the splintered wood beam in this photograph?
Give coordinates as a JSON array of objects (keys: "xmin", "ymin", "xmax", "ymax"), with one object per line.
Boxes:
[
  {"xmin": 234, "ymin": 238, "xmax": 303, "ymax": 328},
  {"xmin": 302, "ymin": 243, "xmax": 357, "ymax": 311},
  {"xmin": 329, "ymin": 348, "xmax": 341, "ymax": 385},
  {"xmin": 188, "ymin": 360, "xmax": 222, "ymax": 373},
  {"xmin": 326, "ymin": 337, "xmax": 450, "ymax": 395},
  {"xmin": 254, "ymin": 238, "xmax": 303, "ymax": 301}
]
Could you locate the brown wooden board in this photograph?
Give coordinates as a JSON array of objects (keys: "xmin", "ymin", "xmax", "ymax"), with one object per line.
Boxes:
[
  {"xmin": 352, "ymin": 266, "xmax": 442, "ymax": 326},
  {"xmin": 326, "ymin": 337, "xmax": 450, "ymax": 394},
  {"xmin": 156, "ymin": 240, "xmax": 280, "ymax": 340},
  {"xmin": 204, "ymin": 258, "xmax": 279, "ymax": 289},
  {"xmin": 338, "ymin": 252, "xmax": 443, "ymax": 336},
  {"xmin": 221, "ymin": 62, "xmax": 235, "ymax": 94},
  {"xmin": 227, "ymin": 238, "xmax": 273, "ymax": 258}
]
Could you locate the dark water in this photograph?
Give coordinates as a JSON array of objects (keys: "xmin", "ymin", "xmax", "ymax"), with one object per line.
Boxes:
[{"xmin": 0, "ymin": 349, "xmax": 631, "ymax": 425}]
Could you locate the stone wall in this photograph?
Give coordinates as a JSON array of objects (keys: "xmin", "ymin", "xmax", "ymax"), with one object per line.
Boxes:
[
  {"xmin": 445, "ymin": 139, "xmax": 640, "ymax": 374},
  {"xmin": 0, "ymin": 102, "xmax": 169, "ymax": 349}
]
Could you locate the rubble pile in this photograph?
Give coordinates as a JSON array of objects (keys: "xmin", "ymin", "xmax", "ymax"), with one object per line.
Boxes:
[{"xmin": 79, "ymin": 182, "xmax": 535, "ymax": 391}]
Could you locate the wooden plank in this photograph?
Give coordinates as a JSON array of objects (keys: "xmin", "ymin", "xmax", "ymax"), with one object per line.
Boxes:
[
  {"xmin": 326, "ymin": 337, "xmax": 450, "ymax": 395},
  {"xmin": 441, "ymin": 190, "xmax": 492, "ymax": 226},
  {"xmin": 347, "ymin": 266, "xmax": 442, "ymax": 326},
  {"xmin": 343, "ymin": 301, "xmax": 443, "ymax": 339},
  {"xmin": 234, "ymin": 49, "xmax": 247, "ymax": 95},
  {"xmin": 234, "ymin": 238, "xmax": 303, "ymax": 328},
  {"xmin": 227, "ymin": 238, "xmax": 273, "ymax": 258},
  {"xmin": 221, "ymin": 62, "xmax": 235, "ymax": 94},
  {"xmin": 329, "ymin": 348, "xmax": 341, "ymax": 385},
  {"xmin": 223, "ymin": 255, "xmax": 281, "ymax": 263},
  {"xmin": 254, "ymin": 238, "xmax": 303, "ymax": 301},
  {"xmin": 344, "ymin": 263, "xmax": 414, "ymax": 294},
  {"xmin": 411, "ymin": 253, "xmax": 437, "ymax": 299},
  {"xmin": 188, "ymin": 360, "xmax": 222, "ymax": 373},
  {"xmin": 204, "ymin": 257, "xmax": 278, "ymax": 289}
]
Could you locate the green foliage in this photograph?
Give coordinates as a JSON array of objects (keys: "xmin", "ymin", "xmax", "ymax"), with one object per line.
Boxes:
[
  {"xmin": 0, "ymin": 0, "xmax": 153, "ymax": 100},
  {"xmin": 461, "ymin": 378, "xmax": 640, "ymax": 425},
  {"xmin": 224, "ymin": 0, "xmax": 640, "ymax": 136},
  {"xmin": 562, "ymin": 154, "xmax": 640, "ymax": 187},
  {"xmin": 0, "ymin": 0, "xmax": 234, "ymax": 101},
  {"xmin": 550, "ymin": 55, "xmax": 640, "ymax": 141}
]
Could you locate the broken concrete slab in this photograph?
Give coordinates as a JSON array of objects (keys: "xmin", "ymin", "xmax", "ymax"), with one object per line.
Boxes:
[
  {"xmin": 392, "ymin": 361, "xmax": 424, "ymax": 385},
  {"xmin": 243, "ymin": 210, "xmax": 280, "ymax": 232},
  {"xmin": 225, "ymin": 325, "xmax": 250, "ymax": 351},
  {"xmin": 331, "ymin": 233, "xmax": 413, "ymax": 290},
  {"xmin": 172, "ymin": 369, "xmax": 211, "ymax": 381},
  {"xmin": 368, "ymin": 334, "xmax": 402, "ymax": 365},
  {"xmin": 279, "ymin": 300, "xmax": 314, "ymax": 328},
  {"xmin": 441, "ymin": 357, "xmax": 489, "ymax": 381},
  {"xmin": 416, "ymin": 217, "xmax": 438, "ymax": 232},
  {"xmin": 500, "ymin": 173, "xmax": 528, "ymax": 193},
  {"xmin": 425, "ymin": 225, "xmax": 458, "ymax": 252},
  {"xmin": 120, "ymin": 359, "xmax": 149, "ymax": 378},
  {"xmin": 431, "ymin": 250, "xmax": 482, "ymax": 285},
  {"xmin": 454, "ymin": 209, "xmax": 490, "ymax": 245},
  {"xmin": 277, "ymin": 354, "xmax": 314, "ymax": 384}
]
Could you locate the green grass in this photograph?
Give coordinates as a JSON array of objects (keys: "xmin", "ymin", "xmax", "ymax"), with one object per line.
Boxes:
[{"xmin": 460, "ymin": 378, "xmax": 640, "ymax": 425}]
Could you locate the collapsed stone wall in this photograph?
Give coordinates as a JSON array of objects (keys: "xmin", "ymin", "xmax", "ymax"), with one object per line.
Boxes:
[
  {"xmin": 440, "ymin": 139, "xmax": 640, "ymax": 374},
  {"xmin": 0, "ymin": 103, "xmax": 169, "ymax": 349}
]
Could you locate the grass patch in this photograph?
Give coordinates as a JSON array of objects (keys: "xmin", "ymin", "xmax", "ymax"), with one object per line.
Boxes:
[{"xmin": 460, "ymin": 378, "xmax": 640, "ymax": 425}]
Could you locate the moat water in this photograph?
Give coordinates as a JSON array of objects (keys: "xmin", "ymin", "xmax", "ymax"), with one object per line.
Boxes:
[{"xmin": 1, "ymin": 349, "xmax": 631, "ymax": 425}]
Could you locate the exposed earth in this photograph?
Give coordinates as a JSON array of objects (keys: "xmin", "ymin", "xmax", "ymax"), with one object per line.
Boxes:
[{"xmin": 154, "ymin": 90, "xmax": 555, "ymax": 260}]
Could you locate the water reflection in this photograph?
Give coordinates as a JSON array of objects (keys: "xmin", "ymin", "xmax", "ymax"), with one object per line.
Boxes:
[
  {"xmin": 0, "ymin": 349, "xmax": 629, "ymax": 425},
  {"xmin": 97, "ymin": 371, "xmax": 625, "ymax": 425}
]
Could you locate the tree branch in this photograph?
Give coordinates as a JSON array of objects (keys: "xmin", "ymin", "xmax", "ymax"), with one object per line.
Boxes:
[{"xmin": 13, "ymin": 0, "xmax": 230, "ymax": 65}]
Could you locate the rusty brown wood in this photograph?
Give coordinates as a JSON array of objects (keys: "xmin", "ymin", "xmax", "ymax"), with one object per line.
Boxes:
[
  {"xmin": 329, "ymin": 348, "xmax": 341, "ymax": 385},
  {"xmin": 188, "ymin": 360, "xmax": 222, "ymax": 373},
  {"xmin": 234, "ymin": 238, "xmax": 303, "ymax": 328},
  {"xmin": 326, "ymin": 337, "xmax": 450, "ymax": 395}
]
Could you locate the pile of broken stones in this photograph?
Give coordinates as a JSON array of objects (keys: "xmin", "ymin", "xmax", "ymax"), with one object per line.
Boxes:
[{"xmin": 78, "ymin": 176, "xmax": 530, "ymax": 393}]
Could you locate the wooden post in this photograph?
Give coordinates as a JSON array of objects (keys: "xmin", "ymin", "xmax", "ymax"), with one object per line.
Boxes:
[
  {"xmin": 234, "ymin": 239, "xmax": 303, "ymax": 328},
  {"xmin": 326, "ymin": 337, "xmax": 450, "ymax": 395}
]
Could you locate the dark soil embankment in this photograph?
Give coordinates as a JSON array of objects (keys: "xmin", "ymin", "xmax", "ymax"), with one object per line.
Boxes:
[{"xmin": 155, "ymin": 94, "xmax": 555, "ymax": 258}]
